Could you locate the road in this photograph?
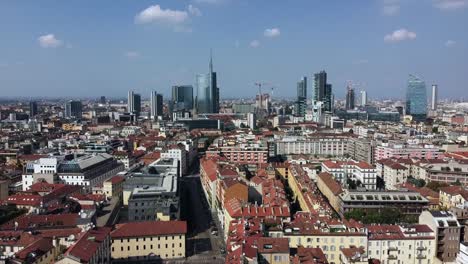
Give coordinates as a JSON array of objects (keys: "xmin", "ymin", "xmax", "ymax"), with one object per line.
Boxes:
[{"xmin": 180, "ymin": 172, "xmax": 224, "ymax": 264}]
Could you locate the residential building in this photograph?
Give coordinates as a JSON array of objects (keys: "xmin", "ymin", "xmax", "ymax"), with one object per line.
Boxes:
[
  {"xmin": 367, "ymin": 224, "xmax": 436, "ymax": 263},
  {"xmin": 419, "ymin": 210, "xmax": 462, "ymax": 262},
  {"xmin": 376, "ymin": 142, "xmax": 443, "ymax": 161},
  {"xmin": 257, "ymin": 237, "xmax": 290, "ymax": 264},
  {"xmin": 321, "ymin": 160, "xmax": 377, "ymax": 190},
  {"xmin": 110, "ymin": 221, "xmax": 186, "ymax": 261},
  {"xmin": 58, "ymin": 227, "xmax": 111, "ymax": 264}
]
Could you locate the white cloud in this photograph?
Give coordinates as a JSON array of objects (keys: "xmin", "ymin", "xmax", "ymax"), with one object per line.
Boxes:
[
  {"xmin": 264, "ymin": 28, "xmax": 281, "ymax": 38},
  {"xmin": 38, "ymin": 34, "xmax": 63, "ymax": 48},
  {"xmin": 382, "ymin": 0, "xmax": 400, "ymax": 15},
  {"xmin": 434, "ymin": 0, "xmax": 467, "ymax": 10},
  {"xmin": 193, "ymin": 0, "xmax": 224, "ymax": 4},
  {"xmin": 445, "ymin": 40, "xmax": 456, "ymax": 47},
  {"xmin": 124, "ymin": 51, "xmax": 141, "ymax": 58},
  {"xmin": 383, "ymin": 4, "xmax": 400, "ymax": 15},
  {"xmin": 250, "ymin": 40, "xmax": 260, "ymax": 48},
  {"xmin": 135, "ymin": 5, "xmax": 189, "ymax": 24},
  {"xmin": 188, "ymin": 5, "xmax": 202, "ymax": 16},
  {"xmin": 384, "ymin": 28, "xmax": 417, "ymax": 43}
]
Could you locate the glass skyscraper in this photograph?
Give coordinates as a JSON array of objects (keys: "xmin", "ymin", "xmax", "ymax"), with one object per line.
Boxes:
[
  {"xmin": 406, "ymin": 74, "xmax": 427, "ymax": 122},
  {"xmin": 295, "ymin": 77, "xmax": 307, "ymax": 117},
  {"xmin": 196, "ymin": 53, "xmax": 219, "ymax": 114},
  {"xmin": 172, "ymin": 85, "xmax": 193, "ymax": 112}
]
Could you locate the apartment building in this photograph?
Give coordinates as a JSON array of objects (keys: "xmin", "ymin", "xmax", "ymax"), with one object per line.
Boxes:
[
  {"xmin": 376, "ymin": 159, "xmax": 410, "ymax": 190},
  {"xmin": 376, "ymin": 142, "xmax": 443, "ymax": 161},
  {"xmin": 322, "ymin": 160, "xmax": 377, "ymax": 190},
  {"xmin": 419, "ymin": 211, "xmax": 462, "ymax": 262},
  {"xmin": 59, "ymin": 227, "xmax": 112, "ymax": 264},
  {"xmin": 110, "ymin": 221, "xmax": 186, "ymax": 261},
  {"xmin": 274, "ymin": 133, "xmax": 353, "ymax": 157},
  {"xmin": 367, "ymin": 224, "xmax": 436, "ymax": 263}
]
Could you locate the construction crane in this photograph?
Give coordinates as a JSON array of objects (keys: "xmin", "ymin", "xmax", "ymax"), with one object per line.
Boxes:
[{"xmin": 254, "ymin": 82, "xmax": 271, "ymax": 110}]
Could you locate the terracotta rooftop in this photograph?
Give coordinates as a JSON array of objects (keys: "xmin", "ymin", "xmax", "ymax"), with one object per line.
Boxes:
[
  {"xmin": 65, "ymin": 227, "xmax": 111, "ymax": 263},
  {"xmin": 257, "ymin": 237, "xmax": 289, "ymax": 254},
  {"xmin": 111, "ymin": 221, "xmax": 187, "ymax": 238},
  {"xmin": 317, "ymin": 172, "xmax": 343, "ymax": 195}
]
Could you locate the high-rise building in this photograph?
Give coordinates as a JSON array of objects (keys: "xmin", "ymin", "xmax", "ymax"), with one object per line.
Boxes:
[
  {"xmin": 150, "ymin": 91, "xmax": 163, "ymax": 121},
  {"xmin": 295, "ymin": 77, "xmax": 307, "ymax": 117},
  {"xmin": 313, "ymin": 71, "xmax": 333, "ymax": 112},
  {"xmin": 128, "ymin": 91, "xmax": 141, "ymax": 117},
  {"xmin": 345, "ymin": 86, "xmax": 355, "ymax": 110},
  {"xmin": 247, "ymin": 113, "xmax": 256, "ymax": 129},
  {"xmin": 65, "ymin": 100, "xmax": 82, "ymax": 119},
  {"xmin": 431, "ymin": 84, "xmax": 438, "ymax": 111},
  {"xmin": 196, "ymin": 52, "xmax": 219, "ymax": 114},
  {"xmin": 360, "ymin": 90, "xmax": 367, "ymax": 106},
  {"xmin": 29, "ymin": 101, "xmax": 38, "ymax": 117},
  {"xmin": 405, "ymin": 75, "xmax": 427, "ymax": 122},
  {"xmin": 100, "ymin": 96, "xmax": 106, "ymax": 105},
  {"xmin": 172, "ymin": 85, "xmax": 193, "ymax": 112}
]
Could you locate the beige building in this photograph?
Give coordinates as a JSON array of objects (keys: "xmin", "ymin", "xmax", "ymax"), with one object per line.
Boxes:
[
  {"xmin": 439, "ymin": 186, "xmax": 468, "ymax": 209},
  {"xmin": 111, "ymin": 221, "xmax": 187, "ymax": 261},
  {"xmin": 367, "ymin": 224, "xmax": 436, "ymax": 263},
  {"xmin": 256, "ymin": 237, "xmax": 289, "ymax": 264},
  {"xmin": 316, "ymin": 172, "xmax": 343, "ymax": 213},
  {"xmin": 103, "ymin": 175, "xmax": 125, "ymax": 199}
]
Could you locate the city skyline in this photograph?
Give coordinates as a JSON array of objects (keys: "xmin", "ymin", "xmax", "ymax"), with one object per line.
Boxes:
[{"xmin": 0, "ymin": 1, "xmax": 467, "ymax": 99}]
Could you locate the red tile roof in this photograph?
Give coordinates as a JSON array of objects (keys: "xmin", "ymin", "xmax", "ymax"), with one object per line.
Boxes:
[
  {"xmin": 111, "ymin": 221, "xmax": 187, "ymax": 238},
  {"xmin": 317, "ymin": 172, "xmax": 343, "ymax": 195},
  {"xmin": 257, "ymin": 237, "xmax": 289, "ymax": 254},
  {"xmin": 106, "ymin": 175, "xmax": 125, "ymax": 185},
  {"xmin": 65, "ymin": 227, "xmax": 111, "ymax": 263},
  {"xmin": 14, "ymin": 237, "xmax": 54, "ymax": 261}
]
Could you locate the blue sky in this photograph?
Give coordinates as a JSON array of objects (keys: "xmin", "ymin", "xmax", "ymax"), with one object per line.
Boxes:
[{"xmin": 0, "ymin": 0, "xmax": 467, "ymax": 99}]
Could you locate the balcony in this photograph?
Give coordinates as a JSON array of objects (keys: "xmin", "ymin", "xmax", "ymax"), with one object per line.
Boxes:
[
  {"xmin": 388, "ymin": 247, "xmax": 398, "ymax": 251},
  {"xmin": 388, "ymin": 255, "xmax": 398, "ymax": 260},
  {"xmin": 416, "ymin": 254, "xmax": 426, "ymax": 259},
  {"xmin": 417, "ymin": 246, "xmax": 427, "ymax": 251}
]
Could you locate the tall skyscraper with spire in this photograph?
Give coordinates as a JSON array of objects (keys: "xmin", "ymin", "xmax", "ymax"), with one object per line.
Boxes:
[{"xmin": 196, "ymin": 51, "xmax": 219, "ymax": 114}]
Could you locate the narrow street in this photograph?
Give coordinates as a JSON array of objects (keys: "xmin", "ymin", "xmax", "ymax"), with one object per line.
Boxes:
[{"xmin": 180, "ymin": 172, "xmax": 224, "ymax": 263}]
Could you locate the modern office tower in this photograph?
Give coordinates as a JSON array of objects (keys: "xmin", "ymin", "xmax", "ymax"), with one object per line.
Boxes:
[
  {"xmin": 295, "ymin": 77, "xmax": 307, "ymax": 117},
  {"xmin": 313, "ymin": 71, "xmax": 333, "ymax": 112},
  {"xmin": 172, "ymin": 85, "xmax": 193, "ymax": 112},
  {"xmin": 100, "ymin": 96, "xmax": 106, "ymax": 104},
  {"xmin": 405, "ymin": 74, "xmax": 427, "ymax": 122},
  {"xmin": 150, "ymin": 91, "xmax": 163, "ymax": 121},
  {"xmin": 196, "ymin": 52, "xmax": 219, "ymax": 114},
  {"xmin": 313, "ymin": 71, "xmax": 327, "ymax": 102},
  {"xmin": 65, "ymin": 100, "xmax": 83, "ymax": 119},
  {"xmin": 128, "ymin": 91, "xmax": 141, "ymax": 117},
  {"xmin": 324, "ymin": 84, "xmax": 333, "ymax": 112},
  {"xmin": 360, "ymin": 90, "xmax": 368, "ymax": 106},
  {"xmin": 431, "ymin": 84, "xmax": 438, "ymax": 111},
  {"xmin": 247, "ymin": 112, "xmax": 256, "ymax": 129},
  {"xmin": 29, "ymin": 101, "xmax": 38, "ymax": 117},
  {"xmin": 345, "ymin": 86, "xmax": 355, "ymax": 110}
]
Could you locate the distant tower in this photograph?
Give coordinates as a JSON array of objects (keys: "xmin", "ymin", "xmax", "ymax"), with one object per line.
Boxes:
[
  {"xmin": 360, "ymin": 90, "xmax": 368, "ymax": 106},
  {"xmin": 345, "ymin": 86, "xmax": 355, "ymax": 110},
  {"xmin": 196, "ymin": 50, "xmax": 219, "ymax": 114},
  {"xmin": 247, "ymin": 113, "xmax": 256, "ymax": 129},
  {"xmin": 295, "ymin": 77, "xmax": 307, "ymax": 117},
  {"xmin": 128, "ymin": 91, "xmax": 141, "ymax": 117},
  {"xmin": 100, "ymin": 96, "xmax": 106, "ymax": 105},
  {"xmin": 431, "ymin": 84, "xmax": 438, "ymax": 111},
  {"xmin": 406, "ymin": 75, "xmax": 427, "ymax": 122},
  {"xmin": 29, "ymin": 101, "xmax": 38, "ymax": 117},
  {"xmin": 65, "ymin": 100, "xmax": 82, "ymax": 119},
  {"xmin": 151, "ymin": 91, "xmax": 163, "ymax": 121}
]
